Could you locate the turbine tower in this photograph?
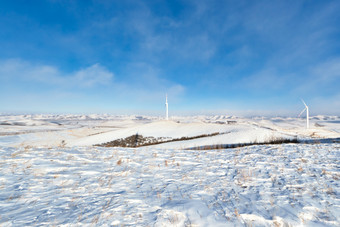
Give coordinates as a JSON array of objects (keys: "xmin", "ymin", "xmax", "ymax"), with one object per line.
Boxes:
[
  {"xmin": 298, "ymin": 99, "xmax": 309, "ymax": 129},
  {"xmin": 165, "ymin": 94, "xmax": 169, "ymax": 120}
]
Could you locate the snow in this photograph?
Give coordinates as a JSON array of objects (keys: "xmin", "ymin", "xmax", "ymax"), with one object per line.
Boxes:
[
  {"xmin": 0, "ymin": 143, "xmax": 339, "ymax": 226},
  {"xmin": 0, "ymin": 114, "xmax": 339, "ymax": 226},
  {"xmin": 1, "ymin": 114, "xmax": 339, "ymax": 148}
]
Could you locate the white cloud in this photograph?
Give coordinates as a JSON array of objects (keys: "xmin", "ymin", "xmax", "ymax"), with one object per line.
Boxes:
[
  {"xmin": 289, "ymin": 58, "xmax": 340, "ymax": 95},
  {"xmin": 239, "ymin": 68, "xmax": 293, "ymax": 91},
  {"xmin": 112, "ymin": 62, "xmax": 186, "ymax": 103},
  {"xmin": 73, "ymin": 64, "xmax": 113, "ymax": 87},
  {"xmin": 0, "ymin": 59, "xmax": 186, "ymax": 113},
  {"xmin": 0, "ymin": 59, "xmax": 114, "ymax": 88},
  {"xmin": 311, "ymin": 58, "xmax": 340, "ymax": 81}
]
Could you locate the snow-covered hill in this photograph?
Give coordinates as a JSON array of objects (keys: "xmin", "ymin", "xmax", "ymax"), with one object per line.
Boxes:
[{"xmin": 0, "ymin": 114, "xmax": 339, "ymax": 148}]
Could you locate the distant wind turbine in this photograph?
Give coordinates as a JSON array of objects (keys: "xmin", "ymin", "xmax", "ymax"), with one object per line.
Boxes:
[
  {"xmin": 298, "ymin": 99, "xmax": 309, "ymax": 129},
  {"xmin": 165, "ymin": 94, "xmax": 168, "ymax": 120}
]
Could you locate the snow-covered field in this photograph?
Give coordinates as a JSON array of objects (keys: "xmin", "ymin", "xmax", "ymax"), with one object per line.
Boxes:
[
  {"xmin": 0, "ymin": 114, "xmax": 339, "ymax": 226},
  {"xmin": 0, "ymin": 144, "xmax": 339, "ymax": 226},
  {"xmin": 0, "ymin": 114, "xmax": 339, "ymax": 148}
]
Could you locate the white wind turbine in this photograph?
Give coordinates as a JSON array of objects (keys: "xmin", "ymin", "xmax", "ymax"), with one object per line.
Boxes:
[
  {"xmin": 298, "ymin": 99, "xmax": 309, "ymax": 129},
  {"xmin": 165, "ymin": 94, "xmax": 169, "ymax": 120}
]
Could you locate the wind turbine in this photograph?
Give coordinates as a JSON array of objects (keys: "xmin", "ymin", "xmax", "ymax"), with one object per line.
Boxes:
[
  {"xmin": 298, "ymin": 99, "xmax": 309, "ymax": 129},
  {"xmin": 165, "ymin": 94, "xmax": 169, "ymax": 120}
]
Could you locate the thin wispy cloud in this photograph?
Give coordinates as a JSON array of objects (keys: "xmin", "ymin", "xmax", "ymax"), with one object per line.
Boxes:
[
  {"xmin": 0, "ymin": 59, "xmax": 114, "ymax": 88},
  {"xmin": 0, "ymin": 58, "xmax": 185, "ymax": 113}
]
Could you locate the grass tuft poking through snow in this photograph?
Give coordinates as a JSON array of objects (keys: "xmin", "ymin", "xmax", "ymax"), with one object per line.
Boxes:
[{"xmin": 0, "ymin": 144, "xmax": 339, "ymax": 226}]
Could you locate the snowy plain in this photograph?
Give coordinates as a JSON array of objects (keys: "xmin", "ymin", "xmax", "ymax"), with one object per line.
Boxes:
[
  {"xmin": 1, "ymin": 114, "xmax": 339, "ymax": 148},
  {"xmin": 0, "ymin": 114, "xmax": 339, "ymax": 226}
]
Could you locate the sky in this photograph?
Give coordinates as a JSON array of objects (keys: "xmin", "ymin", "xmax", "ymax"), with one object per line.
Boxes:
[{"xmin": 0, "ymin": 0, "xmax": 339, "ymax": 116}]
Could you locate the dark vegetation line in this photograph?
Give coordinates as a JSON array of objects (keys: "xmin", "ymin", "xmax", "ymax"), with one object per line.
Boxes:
[
  {"xmin": 187, "ymin": 138, "xmax": 299, "ymax": 150},
  {"xmin": 95, "ymin": 132, "xmax": 222, "ymax": 147},
  {"xmin": 187, "ymin": 137, "xmax": 340, "ymax": 150},
  {"xmin": 96, "ymin": 132, "xmax": 339, "ymax": 149}
]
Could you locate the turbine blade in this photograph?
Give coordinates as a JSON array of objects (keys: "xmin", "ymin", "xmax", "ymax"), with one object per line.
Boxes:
[
  {"xmin": 298, "ymin": 108, "xmax": 306, "ymax": 117},
  {"xmin": 301, "ymin": 99, "xmax": 307, "ymax": 108}
]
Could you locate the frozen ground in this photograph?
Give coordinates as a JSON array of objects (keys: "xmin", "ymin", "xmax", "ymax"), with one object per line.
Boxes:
[{"xmin": 0, "ymin": 143, "xmax": 339, "ymax": 226}]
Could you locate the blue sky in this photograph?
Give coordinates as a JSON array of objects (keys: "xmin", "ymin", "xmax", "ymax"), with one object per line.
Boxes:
[{"xmin": 0, "ymin": 0, "xmax": 339, "ymax": 116}]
